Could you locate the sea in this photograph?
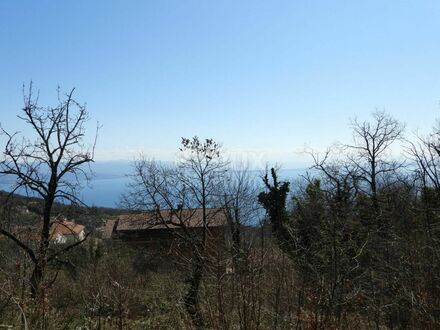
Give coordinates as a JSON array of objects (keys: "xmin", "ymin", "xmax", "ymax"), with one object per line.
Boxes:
[{"xmin": 0, "ymin": 161, "xmax": 307, "ymax": 208}]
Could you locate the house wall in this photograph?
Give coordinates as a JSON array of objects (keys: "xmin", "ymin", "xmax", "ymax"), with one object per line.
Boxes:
[
  {"xmin": 52, "ymin": 230, "xmax": 85, "ymax": 245},
  {"xmin": 113, "ymin": 226, "xmax": 226, "ymax": 259}
]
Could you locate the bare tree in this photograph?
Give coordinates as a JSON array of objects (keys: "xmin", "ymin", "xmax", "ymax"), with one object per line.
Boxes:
[
  {"xmin": 0, "ymin": 84, "xmax": 97, "ymax": 304},
  {"xmin": 408, "ymin": 122, "xmax": 440, "ymax": 192},
  {"xmin": 407, "ymin": 122, "xmax": 440, "ymax": 274},
  {"xmin": 122, "ymin": 136, "xmax": 229, "ymax": 329},
  {"xmin": 347, "ymin": 110, "xmax": 404, "ymax": 219},
  {"xmin": 222, "ymin": 165, "xmax": 261, "ymax": 268}
]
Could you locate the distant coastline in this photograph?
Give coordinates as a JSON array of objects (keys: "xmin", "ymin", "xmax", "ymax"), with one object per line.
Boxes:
[{"xmin": 0, "ymin": 160, "xmax": 307, "ymax": 208}]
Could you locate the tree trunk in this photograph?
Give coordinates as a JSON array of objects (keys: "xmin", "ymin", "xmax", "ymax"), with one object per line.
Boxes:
[
  {"xmin": 184, "ymin": 261, "xmax": 205, "ymax": 329},
  {"xmin": 30, "ymin": 263, "xmax": 43, "ymax": 298}
]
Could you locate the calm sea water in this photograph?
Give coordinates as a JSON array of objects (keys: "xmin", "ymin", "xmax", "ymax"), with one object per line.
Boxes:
[
  {"xmin": 79, "ymin": 176, "xmax": 129, "ymax": 208},
  {"xmin": 79, "ymin": 168, "xmax": 305, "ymax": 207}
]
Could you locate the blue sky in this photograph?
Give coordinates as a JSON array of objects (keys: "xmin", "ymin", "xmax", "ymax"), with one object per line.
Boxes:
[{"xmin": 0, "ymin": 1, "xmax": 439, "ymax": 168}]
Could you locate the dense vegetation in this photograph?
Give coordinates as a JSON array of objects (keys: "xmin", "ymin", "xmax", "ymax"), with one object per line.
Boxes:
[{"xmin": 0, "ymin": 88, "xmax": 440, "ymax": 329}]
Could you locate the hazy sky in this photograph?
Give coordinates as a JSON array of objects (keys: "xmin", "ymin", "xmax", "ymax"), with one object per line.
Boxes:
[{"xmin": 0, "ymin": 1, "xmax": 439, "ymax": 168}]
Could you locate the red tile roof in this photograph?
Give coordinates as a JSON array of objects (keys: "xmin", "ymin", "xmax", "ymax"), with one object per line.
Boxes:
[
  {"xmin": 50, "ymin": 220, "xmax": 85, "ymax": 236},
  {"xmin": 8, "ymin": 219, "xmax": 85, "ymax": 241}
]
